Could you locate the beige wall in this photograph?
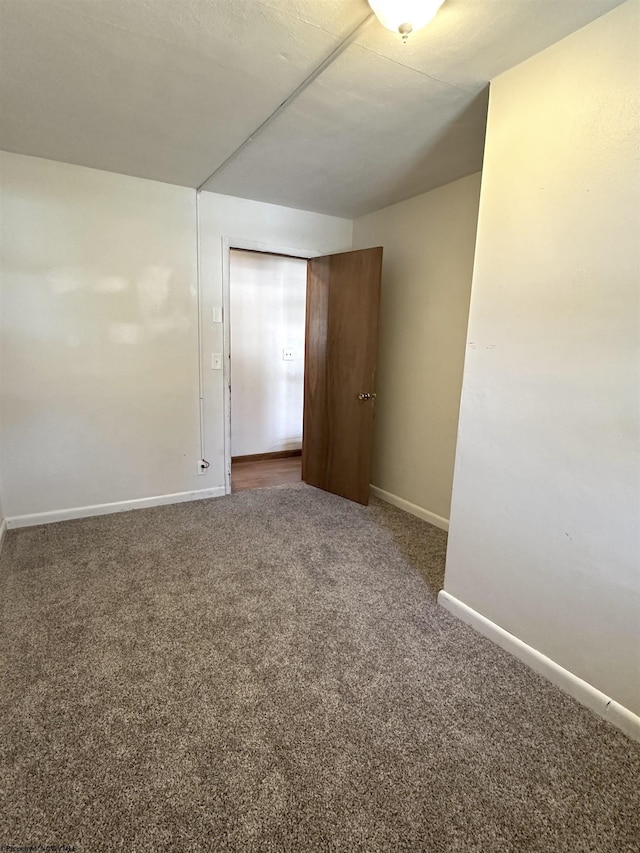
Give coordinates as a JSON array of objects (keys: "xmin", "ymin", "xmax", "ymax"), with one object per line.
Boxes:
[
  {"xmin": 352, "ymin": 173, "xmax": 482, "ymax": 524},
  {"xmin": 445, "ymin": 1, "xmax": 640, "ymax": 714}
]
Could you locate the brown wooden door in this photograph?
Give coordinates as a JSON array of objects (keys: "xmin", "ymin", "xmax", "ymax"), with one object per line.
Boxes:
[{"xmin": 302, "ymin": 247, "xmax": 383, "ymax": 505}]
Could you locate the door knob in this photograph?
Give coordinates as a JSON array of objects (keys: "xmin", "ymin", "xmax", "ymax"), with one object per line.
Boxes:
[{"xmin": 358, "ymin": 392, "xmax": 377, "ymax": 401}]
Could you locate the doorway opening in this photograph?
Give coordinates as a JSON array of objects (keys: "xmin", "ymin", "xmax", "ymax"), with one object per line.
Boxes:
[
  {"xmin": 223, "ymin": 242, "xmax": 382, "ymax": 504},
  {"xmin": 229, "ymin": 248, "xmax": 307, "ymax": 492}
]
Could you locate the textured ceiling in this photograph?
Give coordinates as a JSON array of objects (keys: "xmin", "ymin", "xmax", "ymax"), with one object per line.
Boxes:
[{"xmin": 0, "ymin": 0, "xmax": 625, "ymax": 217}]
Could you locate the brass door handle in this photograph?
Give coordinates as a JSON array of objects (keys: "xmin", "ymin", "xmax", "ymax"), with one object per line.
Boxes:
[{"xmin": 358, "ymin": 392, "xmax": 377, "ymax": 401}]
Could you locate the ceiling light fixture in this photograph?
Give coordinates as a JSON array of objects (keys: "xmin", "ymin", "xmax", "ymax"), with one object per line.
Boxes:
[{"xmin": 367, "ymin": 0, "xmax": 446, "ymax": 42}]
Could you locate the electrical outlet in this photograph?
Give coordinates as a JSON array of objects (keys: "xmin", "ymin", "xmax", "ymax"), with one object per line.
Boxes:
[
  {"xmin": 283, "ymin": 348, "xmax": 294, "ymax": 361},
  {"xmin": 197, "ymin": 459, "xmax": 209, "ymax": 476}
]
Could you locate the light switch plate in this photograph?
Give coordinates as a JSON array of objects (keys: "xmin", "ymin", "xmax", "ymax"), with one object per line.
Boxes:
[
  {"xmin": 211, "ymin": 353, "xmax": 222, "ymax": 370},
  {"xmin": 212, "ymin": 306, "xmax": 223, "ymax": 324}
]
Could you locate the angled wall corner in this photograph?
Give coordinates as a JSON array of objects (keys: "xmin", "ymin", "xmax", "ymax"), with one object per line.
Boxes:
[{"xmin": 444, "ymin": 0, "xmax": 640, "ymax": 719}]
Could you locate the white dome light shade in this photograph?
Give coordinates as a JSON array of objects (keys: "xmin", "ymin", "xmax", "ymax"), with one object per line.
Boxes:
[{"xmin": 367, "ymin": 0, "xmax": 446, "ymax": 39}]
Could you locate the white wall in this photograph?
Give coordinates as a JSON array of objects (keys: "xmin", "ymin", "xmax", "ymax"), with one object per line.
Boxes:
[
  {"xmin": 0, "ymin": 461, "xmax": 4, "ymax": 544},
  {"xmin": 0, "ymin": 478, "xmax": 4, "ymax": 550},
  {"xmin": 0, "ymin": 153, "xmax": 352, "ymax": 520},
  {"xmin": 0, "ymin": 290, "xmax": 4, "ymax": 539},
  {"xmin": 230, "ymin": 250, "xmax": 307, "ymax": 457},
  {"xmin": 445, "ymin": 1, "xmax": 640, "ymax": 715},
  {"xmin": 352, "ymin": 173, "xmax": 482, "ymax": 524},
  {"xmin": 0, "ymin": 151, "xmax": 204, "ymax": 519},
  {"xmin": 0, "ymin": 265, "xmax": 4, "ymax": 537},
  {"xmin": 198, "ymin": 192, "xmax": 352, "ymax": 485}
]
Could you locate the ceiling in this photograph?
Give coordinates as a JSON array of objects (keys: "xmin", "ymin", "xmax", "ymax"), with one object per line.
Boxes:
[{"xmin": 0, "ymin": 0, "xmax": 625, "ymax": 217}]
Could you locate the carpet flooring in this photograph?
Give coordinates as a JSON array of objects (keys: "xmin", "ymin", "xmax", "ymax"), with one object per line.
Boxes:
[{"xmin": 1, "ymin": 484, "xmax": 638, "ymax": 853}]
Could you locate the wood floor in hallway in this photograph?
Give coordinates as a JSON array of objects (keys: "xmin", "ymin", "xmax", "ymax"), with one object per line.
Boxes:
[{"xmin": 231, "ymin": 455, "xmax": 302, "ymax": 492}]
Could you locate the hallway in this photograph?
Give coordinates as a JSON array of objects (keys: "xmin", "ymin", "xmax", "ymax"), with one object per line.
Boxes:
[{"xmin": 231, "ymin": 454, "xmax": 302, "ymax": 492}]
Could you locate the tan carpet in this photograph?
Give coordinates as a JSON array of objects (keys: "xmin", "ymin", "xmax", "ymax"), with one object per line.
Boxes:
[{"xmin": 1, "ymin": 483, "xmax": 638, "ymax": 852}]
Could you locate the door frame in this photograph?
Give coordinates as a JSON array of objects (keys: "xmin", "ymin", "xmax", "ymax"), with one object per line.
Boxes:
[{"xmin": 221, "ymin": 237, "xmax": 320, "ymax": 495}]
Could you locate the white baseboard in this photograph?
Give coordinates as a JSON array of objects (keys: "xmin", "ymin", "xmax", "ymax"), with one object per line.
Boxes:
[
  {"xmin": 5, "ymin": 486, "xmax": 226, "ymax": 530},
  {"xmin": 0, "ymin": 518, "xmax": 6, "ymax": 554},
  {"xmin": 370, "ymin": 485, "xmax": 449, "ymax": 531},
  {"xmin": 438, "ymin": 590, "xmax": 640, "ymax": 743}
]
